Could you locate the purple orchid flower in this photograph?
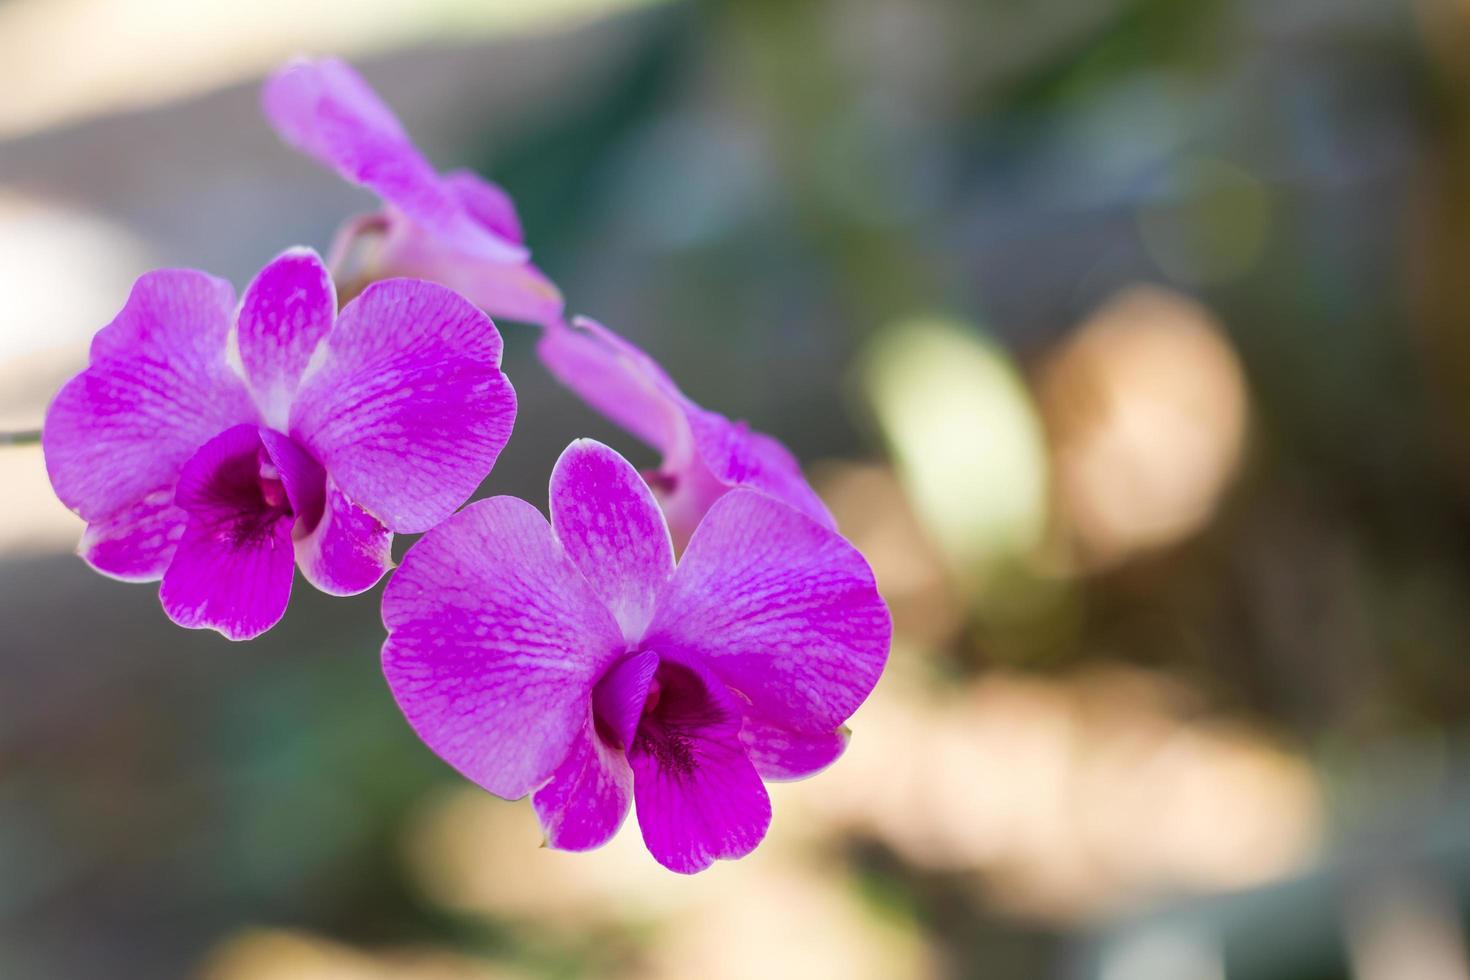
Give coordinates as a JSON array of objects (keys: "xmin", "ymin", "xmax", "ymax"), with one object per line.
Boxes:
[
  {"xmin": 538, "ymin": 316, "xmax": 836, "ymax": 546},
  {"xmin": 43, "ymin": 248, "xmax": 516, "ymax": 640},
  {"xmin": 261, "ymin": 56, "xmax": 563, "ymax": 327},
  {"xmin": 381, "ymin": 438, "xmax": 889, "ymax": 873}
]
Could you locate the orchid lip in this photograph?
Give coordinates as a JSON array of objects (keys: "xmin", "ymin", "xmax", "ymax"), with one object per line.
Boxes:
[
  {"xmin": 172, "ymin": 426, "xmax": 331, "ymax": 547},
  {"xmin": 588, "ymin": 647, "xmax": 740, "ymax": 778},
  {"xmin": 590, "ymin": 648, "xmax": 660, "ymax": 751}
]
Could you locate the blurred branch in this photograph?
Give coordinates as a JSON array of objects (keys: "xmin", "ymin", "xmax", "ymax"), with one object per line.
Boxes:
[{"xmin": 0, "ymin": 429, "xmax": 41, "ymax": 446}]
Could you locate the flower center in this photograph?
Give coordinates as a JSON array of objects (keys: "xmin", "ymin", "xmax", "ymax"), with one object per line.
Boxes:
[
  {"xmin": 257, "ymin": 460, "xmax": 290, "ymax": 511},
  {"xmin": 642, "ymin": 676, "xmax": 662, "ymax": 715},
  {"xmin": 176, "ymin": 425, "xmax": 327, "ymax": 545},
  {"xmin": 589, "ymin": 651, "xmax": 741, "ymax": 781}
]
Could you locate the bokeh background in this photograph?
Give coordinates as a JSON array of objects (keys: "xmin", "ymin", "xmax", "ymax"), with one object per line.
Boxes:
[{"xmin": 2, "ymin": 0, "xmax": 1469, "ymax": 977}]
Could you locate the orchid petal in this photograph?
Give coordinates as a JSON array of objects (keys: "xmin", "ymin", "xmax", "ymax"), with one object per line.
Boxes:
[
  {"xmin": 739, "ymin": 707, "xmax": 849, "ymax": 781},
  {"xmin": 532, "ymin": 719, "xmax": 633, "ymax": 852},
  {"xmin": 537, "ymin": 317, "xmax": 688, "ymax": 454},
  {"xmin": 78, "ymin": 489, "xmax": 187, "ymax": 582},
  {"xmin": 44, "ymin": 269, "xmax": 254, "ymax": 521},
  {"xmin": 536, "ymin": 317, "xmax": 833, "ymax": 538},
  {"xmin": 592, "ymin": 649, "xmax": 659, "ymax": 751},
  {"xmin": 262, "ymin": 57, "xmax": 525, "ymax": 263},
  {"xmin": 628, "ymin": 656, "xmax": 770, "ymax": 874},
  {"xmin": 159, "ymin": 425, "xmax": 296, "ymax": 640},
  {"xmin": 290, "ymin": 278, "xmax": 516, "ymax": 533},
  {"xmin": 235, "ymin": 248, "xmax": 337, "ymax": 429},
  {"xmin": 646, "ymin": 490, "xmax": 890, "ymax": 733},
  {"xmin": 442, "ymin": 169, "xmax": 524, "ymax": 244},
  {"xmin": 376, "ymin": 220, "xmax": 565, "ymax": 327},
  {"xmin": 684, "ymin": 405, "xmax": 836, "ymax": 530},
  {"xmin": 381, "ymin": 496, "xmax": 625, "ymax": 799},
  {"xmin": 550, "ymin": 440, "xmax": 674, "ymax": 641},
  {"xmin": 296, "ymin": 481, "xmax": 393, "ymax": 596}
]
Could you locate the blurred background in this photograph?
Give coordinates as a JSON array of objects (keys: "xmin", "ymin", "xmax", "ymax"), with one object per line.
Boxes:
[{"xmin": 2, "ymin": 0, "xmax": 1469, "ymax": 977}]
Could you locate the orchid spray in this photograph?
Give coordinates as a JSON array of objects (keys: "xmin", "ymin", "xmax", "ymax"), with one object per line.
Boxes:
[{"xmin": 15, "ymin": 55, "xmax": 891, "ymax": 872}]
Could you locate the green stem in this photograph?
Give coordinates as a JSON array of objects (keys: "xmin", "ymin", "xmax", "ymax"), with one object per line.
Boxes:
[{"xmin": 0, "ymin": 429, "xmax": 41, "ymax": 446}]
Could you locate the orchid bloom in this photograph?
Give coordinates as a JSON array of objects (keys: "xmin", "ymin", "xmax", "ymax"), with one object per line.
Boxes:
[
  {"xmin": 538, "ymin": 316, "xmax": 835, "ymax": 545},
  {"xmin": 262, "ymin": 57, "xmax": 563, "ymax": 327},
  {"xmin": 381, "ymin": 439, "xmax": 889, "ymax": 873},
  {"xmin": 43, "ymin": 248, "xmax": 516, "ymax": 640}
]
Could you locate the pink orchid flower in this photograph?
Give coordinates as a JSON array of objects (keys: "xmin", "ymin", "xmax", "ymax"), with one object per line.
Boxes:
[
  {"xmin": 538, "ymin": 316, "xmax": 836, "ymax": 546},
  {"xmin": 262, "ymin": 57, "xmax": 563, "ymax": 327},
  {"xmin": 43, "ymin": 248, "xmax": 516, "ymax": 640},
  {"xmin": 381, "ymin": 439, "xmax": 889, "ymax": 873}
]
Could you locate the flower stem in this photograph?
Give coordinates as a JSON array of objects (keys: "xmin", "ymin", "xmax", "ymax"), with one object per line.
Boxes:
[{"xmin": 0, "ymin": 429, "xmax": 41, "ymax": 446}]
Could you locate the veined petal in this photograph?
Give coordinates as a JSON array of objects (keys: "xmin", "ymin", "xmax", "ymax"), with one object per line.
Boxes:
[
  {"xmin": 532, "ymin": 718, "xmax": 633, "ymax": 852},
  {"xmin": 159, "ymin": 425, "xmax": 296, "ymax": 640},
  {"xmin": 632, "ymin": 739, "xmax": 769, "ymax": 875},
  {"xmin": 160, "ymin": 520, "xmax": 295, "ymax": 641},
  {"xmin": 645, "ymin": 490, "xmax": 890, "ymax": 734},
  {"xmin": 684, "ymin": 405, "xmax": 836, "ymax": 530},
  {"xmin": 536, "ymin": 317, "xmax": 832, "ymax": 539},
  {"xmin": 235, "ymin": 248, "xmax": 337, "ymax": 429},
  {"xmin": 290, "ymin": 278, "xmax": 516, "ymax": 533},
  {"xmin": 44, "ymin": 268, "xmax": 255, "ymax": 521},
  {"xmin": 381, "ymin": 496, "xmax": 625, "ymax": 800},
  {"xmin": 536, "ymin": 318, "xmax": 689, "ymax": 455},
  {"xmin": 739, "ymin": 707, "xmax": 849, "ymax": 781},
  {"xmin": 376, "ymin": 221, "xmax": 564, "ymax": 327},
  {"xmin": 262, "ymin": 57, "xmax": 525, "ymax": 264},
  {"xmin": 295, "ymin": 480, "xmax": 393, "ymax": 596},
  {"xmin": 78, "ymin": 488, "xmax": 187, "ymax": 582},
  {"xmin": 550, "ymin": 440, "xmax": 674, "ymax": 642},
  {"xmin": 628, "ymin": 655, "xmax": 770, "ymax": 874}
]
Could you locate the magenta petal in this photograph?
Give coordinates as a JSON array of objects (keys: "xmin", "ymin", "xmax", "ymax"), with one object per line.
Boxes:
[
  {"xmin": 632, "ymin": 739, "xmax": 769, "ymax": 875},
  {"xmin": 536, "ymin": 317, "xmax": 832, "ymax": 539},
  {"xmin": 44, "ymin": 268, "xmax": 255, "ymax": 521},
  {"xmin": 295, "ymin": 480, "xmax": 393, "ymax": 596},
  {"xmin": 262, "ymin": 57, "xmax": 525, "ymax": 264},
  {"xmin": 264, "ymin": 55, "xmax": 409, "ymax": 149},
  {"xmin": 78, "ymin": 489, "xmax": 187, "ymax": 582},
  {"xmin": 592, "ymin": 649, "xmax": 659, "ymax": 751},
  {"xmin": 425, "ymin": 170, "xmax": 566, "ymax": 325},
  {"xmin": 532, "ymin": 719, "xmax": 633, "ymax": 852},
  {"xmin": 442, "ymin": 169, "xmax": 524, "ymax": 244},
  {"xmin": 159, "ymin": 425, "xmax": 296, "ymax": 640},
  {"xmin": 376, "ymin": 219, "xmax": 565, "ymax": 327},
  {"xmin": 537, "ymin": 317, "xmax": 688, "ymax": 454},
  {"xmin": 628, "ymin": 657, "xmax": 770, "ymax": 874},
  {"xmin": 381, "ymin": 496, "xmax": 625, "ymax": 799},
  {"xmin": 290, "ymin": 278, "xmax": 516, "ymax": 533},
  {"xmin": 235, "ymin": 248, "xmax": 336, "ymax": 428},
  {"xmin": 550, "ymin": 440, "xmax": 674, "ymax": 641},
  {"xmin": 452, "ymin": 258, "xmax": 562, "ymax": 328},
  {"xmin": 160, "ymin": 520, "xmax": 295, "ymax": 640},
  {"xmin": 645, "ymin": 490, "xmax": 891, "ymax": 733},
  {"xmin": 684, "ymin": 406, "xmax": 836, "ymax": 531},
  {"xmin": 739, "ymin": 708, "xmax": 849, "ymax": 781}
]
